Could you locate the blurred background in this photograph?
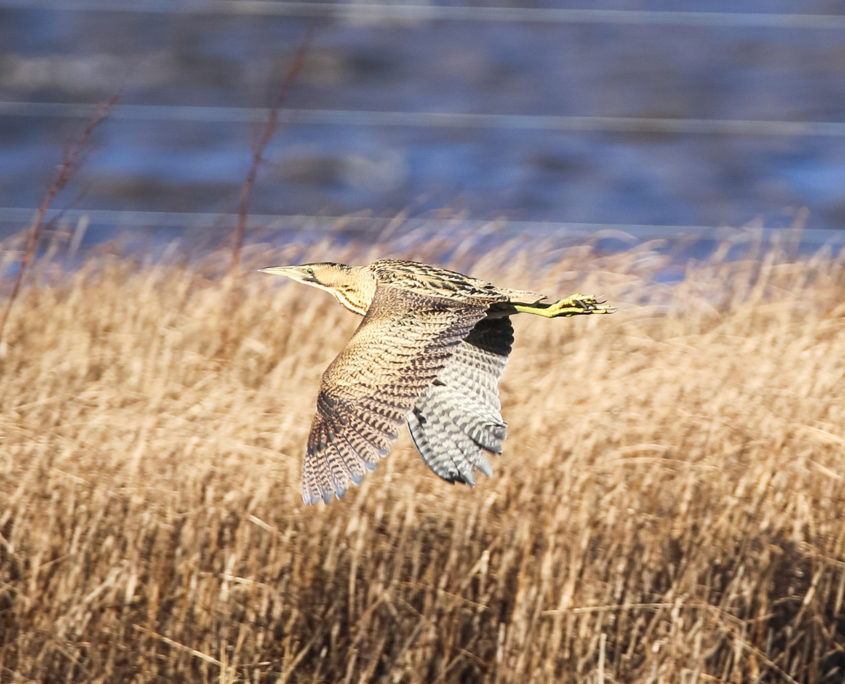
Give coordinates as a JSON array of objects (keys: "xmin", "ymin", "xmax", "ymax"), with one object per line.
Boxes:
[
  {"xmin": 1, "ymin": 0, "xmax": 844, "ymax": 257},
  {"xmin": 3, "ymin": 5, "xmax": 845, "ymax": 681}
]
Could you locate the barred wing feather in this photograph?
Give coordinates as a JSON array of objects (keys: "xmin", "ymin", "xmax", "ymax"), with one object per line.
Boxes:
[
  {"xmin": 302, "ymin": 283, "xmax": 491, "ymax": 504},
  {"xmin": 407, "ymin": 317, "xmax": 513, "ymax": 485}
]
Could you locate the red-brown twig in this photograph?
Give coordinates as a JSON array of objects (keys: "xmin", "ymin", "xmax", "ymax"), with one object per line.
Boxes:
[
  {"xmin": 228, "ymin": 25, "xmax": 316, "ymax": 278},
  {"xmin": 0, "ymin": 93, "xmax": 120, "ymax": 345}
]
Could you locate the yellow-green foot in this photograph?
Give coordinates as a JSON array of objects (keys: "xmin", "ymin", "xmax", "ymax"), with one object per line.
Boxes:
[{"xmin": 514, "ymin": 294, "xmax": 615, "ymax": 318}]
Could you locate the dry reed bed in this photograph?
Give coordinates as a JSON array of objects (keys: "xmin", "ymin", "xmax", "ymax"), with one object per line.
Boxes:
[{"xmin": 1, "ymin": 239, "xmax": 844, "ymax": 682}]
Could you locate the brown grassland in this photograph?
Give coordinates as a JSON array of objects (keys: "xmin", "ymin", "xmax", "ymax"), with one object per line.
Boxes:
[{"xmin": 1, "ymin": 234, "xmax": 843, "ymax": 682}]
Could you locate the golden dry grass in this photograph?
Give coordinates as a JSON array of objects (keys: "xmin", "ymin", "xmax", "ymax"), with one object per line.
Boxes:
[{"xmin": 1, "ymin": 236, "xmax": 844, "ymax": 682}]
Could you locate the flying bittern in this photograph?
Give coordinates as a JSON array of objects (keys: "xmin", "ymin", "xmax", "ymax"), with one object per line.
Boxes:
[{"xmin": 261, "ymin": 259, "xmax": 613, "ymax": 504}]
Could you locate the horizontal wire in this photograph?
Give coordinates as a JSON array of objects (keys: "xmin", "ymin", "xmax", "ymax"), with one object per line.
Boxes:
[
  {"xmin": 1, "ymin": 207, "xmax": 842, "ymax": 245},
  {"xmin": 2, "ymin": 1, "xmax": 844, "ymax": 29},
  {"xmin": 2, "ymin": 101, "xmax": 844, "ymax": 138}
]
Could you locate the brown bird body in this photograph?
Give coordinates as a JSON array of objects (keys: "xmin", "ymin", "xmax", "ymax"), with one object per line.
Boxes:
[{"xmin": 261, "ymin": 259, "xmax": 613, "ymax": 504}]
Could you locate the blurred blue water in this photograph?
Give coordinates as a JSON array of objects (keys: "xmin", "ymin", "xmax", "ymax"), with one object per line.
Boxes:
[{"xmin": 0, "ymin": 2, "xmax": 843, "ymax": 257}]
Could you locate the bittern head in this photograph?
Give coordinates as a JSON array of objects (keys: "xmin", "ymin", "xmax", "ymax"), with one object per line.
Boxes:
[
  {"xmin": 260, "ymin": 262, "xmax": 373, "ymax": 315},
  {"xmin": 259, "ymin": 262, "xmax": 350, "ymax": 288}
]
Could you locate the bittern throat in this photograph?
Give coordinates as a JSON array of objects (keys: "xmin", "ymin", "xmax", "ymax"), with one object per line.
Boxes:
[{"xmin": 260, "ymin": 258, "xmax": 613, "ymax": 504}]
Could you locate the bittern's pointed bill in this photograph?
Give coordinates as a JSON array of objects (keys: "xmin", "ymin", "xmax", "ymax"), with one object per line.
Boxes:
[{"xmin": 260, "ymin": 258, "xmax": 613, "ymax": 504}]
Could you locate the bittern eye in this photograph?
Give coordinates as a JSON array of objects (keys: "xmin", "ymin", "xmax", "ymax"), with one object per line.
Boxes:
[{"xmin": 304, "ymin": 267, "xmax": 315, "ymax": 278}]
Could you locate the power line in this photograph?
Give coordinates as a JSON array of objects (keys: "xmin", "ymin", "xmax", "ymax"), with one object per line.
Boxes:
[
  {"xmin": 2, "ymin": 1, "xmax": 844, "ymax": 29},
  {"xmin": 1, "ymin": 207, "xmax": 842, "ymax": 246},
  {"xmin": 3, "ymin": 101, "xmax": 845, "ymax": 138}
]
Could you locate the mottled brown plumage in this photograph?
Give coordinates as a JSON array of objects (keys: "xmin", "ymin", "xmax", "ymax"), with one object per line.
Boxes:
[{"xmin": 260, "ymin": 258, "xmax": 613, "ymax": 504}]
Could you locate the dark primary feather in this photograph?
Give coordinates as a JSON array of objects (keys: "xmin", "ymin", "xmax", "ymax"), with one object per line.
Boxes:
[{"xmin": 302, "ymin": 283, "xmax": 494, "ymax": 504}]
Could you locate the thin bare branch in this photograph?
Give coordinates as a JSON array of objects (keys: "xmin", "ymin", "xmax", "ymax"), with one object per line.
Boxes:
[
  {"xmin": 0, "ymin": 92, "xmax": 120, "ymax": 345},
  {"xmin": 228, "ymin": 25, "xmax": 317, "ymax": 278}
]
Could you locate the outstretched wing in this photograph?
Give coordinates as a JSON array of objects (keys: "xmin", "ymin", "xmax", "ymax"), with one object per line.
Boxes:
[
  {"xmin": 302, "ymin": 283, "xmax": 491, "ymax": 504},
  {"xmin": 407, "ymin": 316, "xmax": 513, "ymax": 485}
]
